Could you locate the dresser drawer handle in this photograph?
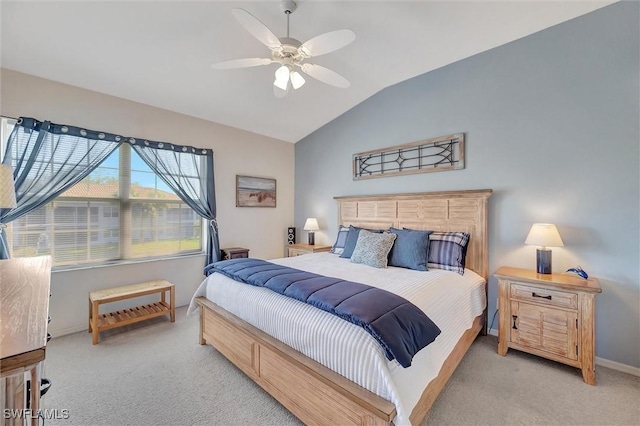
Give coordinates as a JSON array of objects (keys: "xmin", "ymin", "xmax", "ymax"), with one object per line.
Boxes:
[{"xmin": 532, "ymin": 292, "xmax": 552, "ymax": 300}]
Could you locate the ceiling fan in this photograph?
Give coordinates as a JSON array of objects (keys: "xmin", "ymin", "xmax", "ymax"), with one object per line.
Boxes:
[{"xmin": 212, "ymin": 0, "xmax": 356, "ymax": 98}]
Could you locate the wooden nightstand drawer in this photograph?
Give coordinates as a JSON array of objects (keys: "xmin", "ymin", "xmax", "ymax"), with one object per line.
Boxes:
[
  {"xmin": 510, "ymin": 283, "xmax": 577, "ymax": 310},
  {"xmin": 288, "ymin": 249, "xmax": 306, "ymax": 257}
]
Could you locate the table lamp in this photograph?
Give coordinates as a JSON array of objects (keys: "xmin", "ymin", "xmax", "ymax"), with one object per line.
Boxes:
[
  {"xmin": 525, "ymin": 223, "xmax": 564, "ymax": 274},
  {"xmin": 303, "ymin": 218, "xmax": 319, "ymax": 245}
]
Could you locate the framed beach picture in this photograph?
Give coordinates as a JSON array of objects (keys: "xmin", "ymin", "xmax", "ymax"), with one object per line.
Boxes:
[{"xmin": 236, "ymin": 175, "xmax": 277, "ymax": 208}]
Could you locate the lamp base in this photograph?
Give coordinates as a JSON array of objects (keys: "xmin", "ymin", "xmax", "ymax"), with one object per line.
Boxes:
[
  {"xmin": 536, "ymin": 248, "xmax": 552, "ymax": 274},
  {"xmin": 308, "ymin": 232, "xmax": 315, "ymax": 245}
]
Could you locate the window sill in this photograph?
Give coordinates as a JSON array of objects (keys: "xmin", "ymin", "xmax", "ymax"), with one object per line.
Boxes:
[{"xmin": 51, "ymin": 252, "xmax": 205, "ymax": 273}]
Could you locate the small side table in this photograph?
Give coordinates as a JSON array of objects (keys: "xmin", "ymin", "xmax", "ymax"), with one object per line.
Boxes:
[
  {"xmin": 494, "ymin": 266, "xmax": 601, "ymax": 384},
  {"xmin": 221, "ymin": 247, "xmax": 250, "ymax": 260},
  {"xmin": 287, "ymin": 243, "xmax": 331, "ymax": 257}
]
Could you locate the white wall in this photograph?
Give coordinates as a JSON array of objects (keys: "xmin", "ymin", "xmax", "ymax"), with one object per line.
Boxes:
[
  {"xmin": 1, "ymin": 69, "xmax": 295, "ymax": 336},
  {"xmin": 294, "ymin": 3, "xmax": 639, "ymax": 369}
]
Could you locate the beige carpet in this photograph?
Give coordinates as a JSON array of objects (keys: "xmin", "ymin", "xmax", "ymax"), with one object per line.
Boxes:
[{"xmin": 44, "ymin": 306, "xmax": 639, "ymax": 426}]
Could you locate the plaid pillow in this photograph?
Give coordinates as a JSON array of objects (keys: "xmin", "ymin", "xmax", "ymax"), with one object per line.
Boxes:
[
  {"xmin": 427, "ymin": 232, "xmax": 470, "ymax": 275},
  {"xmin": 329, "ymin": 225, "xmax": 350, "ymax": 255}
]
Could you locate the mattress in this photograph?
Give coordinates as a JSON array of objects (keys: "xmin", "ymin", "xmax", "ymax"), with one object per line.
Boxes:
[{"xmin": 188, "ymin": 252, "xmax": 486, "ymax": 425}]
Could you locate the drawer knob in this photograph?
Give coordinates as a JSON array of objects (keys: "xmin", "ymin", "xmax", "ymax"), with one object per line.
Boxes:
[
  {"xmin": 532, "ymin": 292, "xmax": 552, "ymax": 300},
  {"xmin": 512, "ymin": 315, "xmax": 518, "ymax": 330}
]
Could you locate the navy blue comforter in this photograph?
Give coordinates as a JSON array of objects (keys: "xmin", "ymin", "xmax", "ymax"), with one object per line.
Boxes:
[{"xmin": 204, "ymin": 258, "xmax": 441, "ymax": 368}]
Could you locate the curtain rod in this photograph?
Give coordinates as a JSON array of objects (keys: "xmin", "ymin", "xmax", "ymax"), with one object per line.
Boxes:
[{"xmin": 1, "ymin": 115, "xmax": 19, "ymax": 121}]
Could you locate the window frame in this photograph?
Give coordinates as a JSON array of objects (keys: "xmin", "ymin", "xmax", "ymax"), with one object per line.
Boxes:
[{"xmin": 0, "ymin": 117, "xmax": 206, "ymax": 269}]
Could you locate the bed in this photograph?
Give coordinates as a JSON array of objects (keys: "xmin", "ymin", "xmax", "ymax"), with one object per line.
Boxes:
[{"xmin": 189, "ymin": 189, "xmax": 492, "ymax": 425}]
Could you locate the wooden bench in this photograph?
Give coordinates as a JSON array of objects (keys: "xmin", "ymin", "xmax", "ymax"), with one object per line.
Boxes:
[{"xmin": 89, "ymin": 280, "xmax": 175, "ymax": 344}]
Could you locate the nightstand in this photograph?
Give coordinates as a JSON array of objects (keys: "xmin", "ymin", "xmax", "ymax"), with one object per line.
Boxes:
[
  {"xmin": 494, "ymin": 266, "xmax": 601, "ymax": 384},
  {"xmin": 221, "ymin": 247, "xmax": 249, "ymax": 260},
  {"xmin": 287, "ymin": 243, "xmax": 331, "ymax": 257}
]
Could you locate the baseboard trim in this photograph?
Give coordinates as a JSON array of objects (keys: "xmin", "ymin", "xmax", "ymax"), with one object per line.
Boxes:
[
  {"xmin": 50, "ymin": 324, "xmax": 88, "ymax": 337},
  {"xmin": 595, "ymin": 357, "xmax": 640, "ymax": 376},
  {"xmin": 486, "ymin": 328, "xmax": 639, "ymax": 377}
]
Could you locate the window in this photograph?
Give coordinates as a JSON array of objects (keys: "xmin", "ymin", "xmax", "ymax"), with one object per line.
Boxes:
[
  {"xmin": 103, "ymin": 206, "xmax": 119, "ymax": 218},
  {"xmin": 1, "ymin": 117, "xmax": 203, "ymax": 267}
]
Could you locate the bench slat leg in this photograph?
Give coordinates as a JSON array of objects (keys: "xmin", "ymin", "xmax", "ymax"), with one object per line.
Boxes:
[
  {"xmin": 92, "ymin": 301, "xmax": 100, "ymax": 345},
  {"xmin": 170, "ymin": 286, "xmax": 175, "ymax": 322}
]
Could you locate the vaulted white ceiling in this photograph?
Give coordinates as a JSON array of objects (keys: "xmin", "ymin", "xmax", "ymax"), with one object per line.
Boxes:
[{"xmin": 1, "ymin": 1, "xmax": 614, "ymax": 143}]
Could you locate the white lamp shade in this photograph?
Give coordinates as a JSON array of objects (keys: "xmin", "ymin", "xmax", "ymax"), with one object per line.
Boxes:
[
  {"xmin": 303, "ymin": 218, "xmax": 319, "ymax": 231},
  {"xmin": 0, "ymin": 164, "xmax": 17, "ymax": 209},
  {"xmin": 525, "ymin": 223, "xmax": 564, "ymax": 248},
  {"xmin": 275, "ymin": 65, "xmax": 290, "ymax": 81},
  {"xmin": 290, "ymin": 71, "xmax": 306, "ymax": 90},
  {"xmin": 274, "ymin": 65, "xmax": 290, "ymax": 90}
]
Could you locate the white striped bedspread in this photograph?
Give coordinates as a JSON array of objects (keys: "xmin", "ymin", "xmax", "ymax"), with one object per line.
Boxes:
[{"xmin": 187, "ymin": 252, "xmax": 486, "ymax": 425}]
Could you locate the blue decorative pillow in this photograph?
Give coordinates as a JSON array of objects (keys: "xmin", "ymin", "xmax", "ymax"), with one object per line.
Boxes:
[
  {"xmin": 427, "ymin": 232, "xmax": 470, "ymax": 275},
  {"xmin": 350, "ymin": 230, "xmax": 397, "ymax": 268},
  {"xmin": 339, "ymin": 226, "xmax": 384, "ymax": 258},
  {"xmin": 340, "ymin": 226, "xmax": 364, "ymax": 259},
  {"xmin": 329, "ymin": 225, "xmax": 350, "ymax": 255},
  {"xmin": 388, "ymin": 228, "xmax": 433, "ymax": 271}
]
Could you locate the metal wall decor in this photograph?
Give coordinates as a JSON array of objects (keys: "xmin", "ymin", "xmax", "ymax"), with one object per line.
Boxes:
[{"xmin": 353, "ymin": 133, "xmax": 465, "ymax": 180}]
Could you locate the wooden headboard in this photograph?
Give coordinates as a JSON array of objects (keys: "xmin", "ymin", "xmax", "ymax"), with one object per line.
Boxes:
[{"xmin": 334, "ymin": 189, "xmax": 492, "ymax": 281}]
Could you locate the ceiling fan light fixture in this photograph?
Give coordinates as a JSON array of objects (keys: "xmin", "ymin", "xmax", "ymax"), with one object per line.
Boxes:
[
  {"xmin": 274, "ymin": 65, "xmax": 290, "ymax": 90},
  {"xmin": 275, "ymin": 64, "xmax": 290, "ymax": 81},
  {"xmin": 274, "ymin": 78, "xmax": 289, "ymax": 91},
  {"xmin": 290, "ymin": 71, "xmax": 305, "ymax": 89},
  {"xmin": 215, "ymin": 1, "xmax": 354, "ymax": 97}
]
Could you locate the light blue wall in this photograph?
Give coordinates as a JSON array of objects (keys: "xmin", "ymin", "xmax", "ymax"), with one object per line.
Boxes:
[{"xmin": 295, "ymin": 2, "xmax": 639, "ymax": 368}]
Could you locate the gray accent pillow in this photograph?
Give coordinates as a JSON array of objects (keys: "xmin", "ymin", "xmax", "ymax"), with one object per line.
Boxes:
[
  {"xmin": 350, "ymin": 230, "xmax": 397, "ymax": 268},
  {"xmin": 340, "ymin": 226, "xmax": 384, "ymax": 259},
  {"xmin": 388, "ymin": 228, "xmax": 433, "ymax": 271}
]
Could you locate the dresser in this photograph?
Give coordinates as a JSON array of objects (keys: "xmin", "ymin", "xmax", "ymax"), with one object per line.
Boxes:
[
  {"xmin": 494, "ymin": 266, "xmax": 601, "ymax": 384},
  {"xmin": 286, "ymin": 243, "xmax": 331, "ymax": 257},
  {"xmin": 1, "ymin": 256, "xmax": 52, "ymax": 425}
]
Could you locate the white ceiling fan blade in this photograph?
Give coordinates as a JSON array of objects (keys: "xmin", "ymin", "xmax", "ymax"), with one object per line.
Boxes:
[
  {"xmin": 231, "ymin": 9, "xmax": 282, "ymax": 51},
  {"xmin": 299, "ymin": 29, "xmax": 355, "ymax": 58},
  {"xmin": 300, "ymin": 63, "xmax": 351, "ymax": 88},
  {"xmin": 211, "ymin": 58, "xmax": 272, "ymax": 70}
]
